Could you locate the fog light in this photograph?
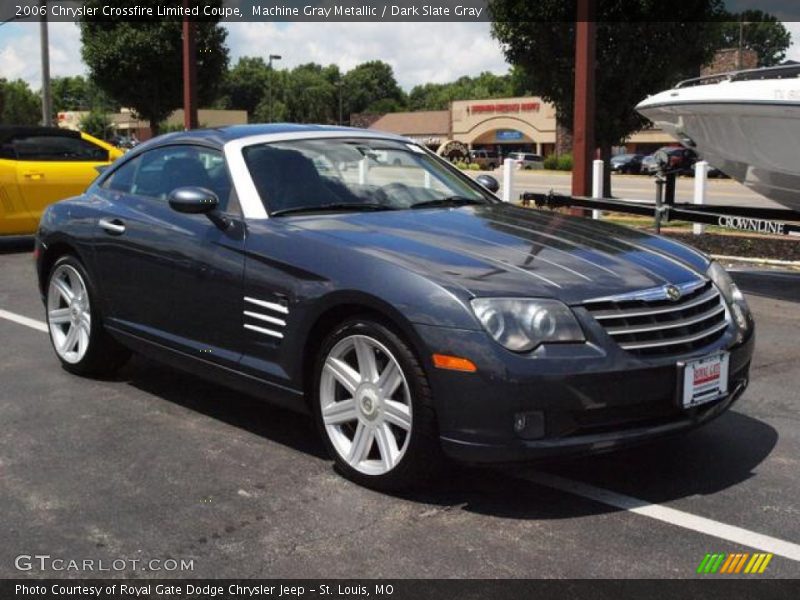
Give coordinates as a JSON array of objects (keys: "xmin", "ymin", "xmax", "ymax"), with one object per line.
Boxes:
[{"xmin": 513, "ymin": 411, "xmax": 545, "ymax": 440}]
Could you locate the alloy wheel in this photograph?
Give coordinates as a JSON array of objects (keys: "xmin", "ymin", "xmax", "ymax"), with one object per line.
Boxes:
[
  {"xmin": 47, "ymin": 264, "xmax": 92, "ymax": 364},
  {"xmin": 319, "ymin": 334, "xmax": 413, "ymax": 476}
]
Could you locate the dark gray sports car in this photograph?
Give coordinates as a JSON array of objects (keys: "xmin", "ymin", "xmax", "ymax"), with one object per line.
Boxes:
[{"xmin": 35, "ymin": 124, "xmax": 754, "ymax": 489}]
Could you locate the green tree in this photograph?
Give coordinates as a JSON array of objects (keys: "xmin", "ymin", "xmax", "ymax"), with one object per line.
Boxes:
[
  {"xmin": 51, "ymin": 75, "xmax": 117, "ymax": 113},
  {"xmin": 408, "ymin": 72, "xmax": 514, "ymax": 110},
  {"xmin": 284, "ymin": 63, "xmax": 337, "ymax": 123},
  {"xmin": 341, "ymin": 61, "xmax": 406, "ymax": 117},
  {"xmin": 253, "ymin": 68, "xmax": 290, "ymax": 123},
  {"xmin": 80, "ymin": 0, "xmax": 229, "ymax": 135},
  {"xmin": 79, "ymin": 110, "xmax": 112, "ymax": 139},
  {"xmin": 490, "ymin": 0, "xmax": 726, "ymax": 195},
  {"xmin": 0, "ymin": 79, "xmax": 40, "ymax": 125},
  {"xmin": 220, "ymin": 56, "xmax": 270, "ymax": 116},
  {"xmin": 718, "ymin": 11, "xmax": 791, "ymax": 67}
]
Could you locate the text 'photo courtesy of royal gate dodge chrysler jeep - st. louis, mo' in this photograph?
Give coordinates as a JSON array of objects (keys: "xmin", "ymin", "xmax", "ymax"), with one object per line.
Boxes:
[{"xmin": 35, "ymin": 124, "xmax": 754, "ymax": 490}]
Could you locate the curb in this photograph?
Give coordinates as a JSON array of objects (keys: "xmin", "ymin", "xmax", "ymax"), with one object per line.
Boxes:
[{"xmin": 710, "ymin": 254, "xmax": 800, "ymax": 268}]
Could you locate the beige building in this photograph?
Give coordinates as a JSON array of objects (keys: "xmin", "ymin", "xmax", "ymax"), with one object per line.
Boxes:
[
  {"xmin": 450, "ymin": 97, "xmax": 558, "ymax": 155},
  {"xmin": 57, "ymin": 108, "xmax": 248, "ymax": 140},
  {"xmin": 369, "ymin": 96, "xmax": 675, "ymax": 156}
]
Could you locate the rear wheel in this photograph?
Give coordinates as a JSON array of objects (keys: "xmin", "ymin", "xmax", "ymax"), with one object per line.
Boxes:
[
  {"xmin": 46, "ymin": 255, "xmax": 130, "ymax": 376},
  {"xmin": 312, "ymin": 318, "xmax": 442, "ymax": 490}
]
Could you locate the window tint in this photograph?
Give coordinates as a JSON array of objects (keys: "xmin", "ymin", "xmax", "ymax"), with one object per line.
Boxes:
[
  {"xmin": 102, "ymin": 156, "xmax": 140, "ymax": 193},
  {"xmin": 10, "ymin": 135, "xmax": 109, "ymax": 162},
  {"xmin": 243, "ymin": 138, "xmax": 491, "ymax": 214},
  {"xmin": 121, "ymin": 146, "xmax": 233, "ymax": 210}
]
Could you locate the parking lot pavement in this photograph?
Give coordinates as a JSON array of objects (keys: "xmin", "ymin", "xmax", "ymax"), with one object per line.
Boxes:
[
  {"xmin": 475, "ymin": 170, "xmax": 786, "ymax": 210},
  {"xmin": 1, "ymin": 240, "xmax": 799, "ymax": 579}
]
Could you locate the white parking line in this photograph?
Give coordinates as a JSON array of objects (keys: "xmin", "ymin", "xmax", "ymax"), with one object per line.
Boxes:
[
  {"xmin": 3, "ymin": 304, "xmax": 799, "ymax": 563},
  {"xmin": 0, "ymin": 308, "xmax": 47, "ymax": 333},
  {"xmin": 524, "ymin": 472, "xmax": 800, "ymax": 562}
]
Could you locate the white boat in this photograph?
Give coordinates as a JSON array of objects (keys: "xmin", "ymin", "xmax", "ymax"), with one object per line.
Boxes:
[{"xmin": 636, "ymin": 64, "xmax": 800, "ymax": 212}]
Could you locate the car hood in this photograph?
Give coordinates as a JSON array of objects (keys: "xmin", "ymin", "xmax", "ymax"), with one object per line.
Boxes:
[{"xmin": 286, "ymin": 204, "xmax": 708, "ymax": 304}]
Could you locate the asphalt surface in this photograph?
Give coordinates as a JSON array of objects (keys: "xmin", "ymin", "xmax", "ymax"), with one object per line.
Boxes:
[{"xmin": 1, "ymin": 237, "xmax": 799, "ymax": 579}]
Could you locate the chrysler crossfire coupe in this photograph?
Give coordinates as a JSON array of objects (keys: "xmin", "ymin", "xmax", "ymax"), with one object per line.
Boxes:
[{"xmin": 35, "ymin": 125, "xmax": 754, "ymax": 489}]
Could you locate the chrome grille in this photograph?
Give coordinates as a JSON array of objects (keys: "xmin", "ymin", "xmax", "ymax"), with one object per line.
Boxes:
[{"xmin": 584, "ymin": 281, "xmax": 729, "ymax": 356}]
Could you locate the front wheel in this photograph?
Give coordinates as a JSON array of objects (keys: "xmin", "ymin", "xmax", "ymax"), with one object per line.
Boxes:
[
  {"xmin": 46, "ymin": 255, "xmax": 131, "ymax": 376},
  {"xmin": 312, "ymin": 318, "xmax": 442, "ymax": 490}
]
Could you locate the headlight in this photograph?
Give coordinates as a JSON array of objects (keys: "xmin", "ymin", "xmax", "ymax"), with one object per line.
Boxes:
[
  {"xmin": 471, "ymin": 298, "xmax": 585, "ymax": 352},
  {"xmin": 707, "ymin": 261, "xmax": 749, "ymax": 330}
]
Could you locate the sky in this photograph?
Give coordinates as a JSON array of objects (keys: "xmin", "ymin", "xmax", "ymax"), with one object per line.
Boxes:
[
  {"xmin": 1, "ymin": 21, "xmax": 800, "ymax": 93},
  {"xmin": 0, "ymin": 21, "xmax": 510, "ymax": 91}
]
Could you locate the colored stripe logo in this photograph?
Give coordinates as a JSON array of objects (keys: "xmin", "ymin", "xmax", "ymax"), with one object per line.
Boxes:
[{"xmin": 696, "ymin": 552, "xmax": 773, "ymax": 574}]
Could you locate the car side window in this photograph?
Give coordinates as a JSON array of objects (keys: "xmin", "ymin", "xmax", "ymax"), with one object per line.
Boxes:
[
  {"xmin": 126, "ymin": 146, "xmax": 234, "ymax": 212},
  {"xmin": 102, "ymin": 156, "xmax": 141, "ymax": 193},
  {"xmin": 10, "ymin": 135, "xmax": 109, "ymax": 162}
]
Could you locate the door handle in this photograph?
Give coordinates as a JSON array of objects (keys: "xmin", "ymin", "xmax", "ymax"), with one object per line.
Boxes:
[
  {"xmin": 22, "ymin": 171, "xmax": 44, "ymax": 180},
  {"xmin": 99, "ymin": 218, "xmax": 126, "ymax": 235}
]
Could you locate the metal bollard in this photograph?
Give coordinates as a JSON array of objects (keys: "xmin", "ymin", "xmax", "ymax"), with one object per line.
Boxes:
[
  {"xmin": 654, "ymin": 177, "xmax": 664, "ymax": 234},
  {"xmin": 502, "ymin": 158, "xmax": 514, "ymax": 203},
  {"xmin": 591, "ymin": 159, "xmax": 604, "ymax": 220},
  {"xmin": 693, "ymin": 161, "xmax": 708, "ymax": 235}
]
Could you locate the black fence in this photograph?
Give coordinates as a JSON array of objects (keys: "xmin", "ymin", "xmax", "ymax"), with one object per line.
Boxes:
[{"xmin": 523, "ymin": 172, "xmax": 800, "ymax": 238}]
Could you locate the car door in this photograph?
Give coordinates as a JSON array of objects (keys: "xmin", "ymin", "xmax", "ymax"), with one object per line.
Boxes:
[
  {"xmin": 91, "ymin": 144, "xmax": 246, "ymax": 368},
  {"xmin": 0, "ymin": 143, "xmax": 36, "ymax": 234},
  {"xmin": 9, "ymin": 132, "xmax": 112, "ymax": 226}
]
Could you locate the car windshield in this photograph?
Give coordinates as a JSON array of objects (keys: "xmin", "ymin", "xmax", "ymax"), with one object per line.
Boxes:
[{"xmin": 243, "ymin": 137, "xmax": 493, "ymax": 216}]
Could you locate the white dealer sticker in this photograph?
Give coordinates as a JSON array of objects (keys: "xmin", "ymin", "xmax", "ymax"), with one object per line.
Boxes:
[{"xmin": 682, "ymin": 352, "xmax": 729, "ymax": 408}]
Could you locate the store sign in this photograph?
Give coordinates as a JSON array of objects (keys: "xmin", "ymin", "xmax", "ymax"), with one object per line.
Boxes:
[
  {"xmin": 496, "ymin": 130, "xmax": 523, "ymax": 141},
  {"xmin": 469, "ymin": 102, "xmax": 540, "ymax": 115}
]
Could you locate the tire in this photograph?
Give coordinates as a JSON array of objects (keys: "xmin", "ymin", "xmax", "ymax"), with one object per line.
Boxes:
[
  {"xmin": 311, "ymin": 317, "xmax": 443, "ymax": 491},
  {"xmin": 45, "ymin": 255, "xmax": 131, "ymax": 377}
]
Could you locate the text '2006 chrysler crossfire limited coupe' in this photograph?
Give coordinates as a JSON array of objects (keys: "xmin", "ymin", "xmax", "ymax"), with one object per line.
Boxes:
[{"xmin": 35, "ymin": 125, "xmax": 754, "ymax": 489}]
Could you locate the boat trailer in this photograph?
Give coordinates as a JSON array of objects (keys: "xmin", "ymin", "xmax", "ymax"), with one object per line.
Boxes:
[{"xmin": 521, "ymin": 171, "xmax": 800, "ymax": 237}]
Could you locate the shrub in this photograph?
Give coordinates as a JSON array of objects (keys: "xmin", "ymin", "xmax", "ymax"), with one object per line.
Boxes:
[
  {"xmin": 543, "ymin": 153, "xmax": 573, "ymax": 171},
  {"xmin": 467, "ymin": 163, "xmax": 481, "ymax": 171},
  {"xmin": 543, "ymin": 154, "xmax": 559, "ymax": 170},
  {"xmin": 557, "ymin": 153, "xmax": 573, "ymax": 171},
  {"xmin": 454, "ymin": 160, "xmax": 469, "ymax": 170}
]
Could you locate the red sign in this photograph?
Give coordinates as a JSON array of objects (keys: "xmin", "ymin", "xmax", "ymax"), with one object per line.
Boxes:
[{"xmin": 469, "ymin": 102, "xmax": 540, "ymax": 114}]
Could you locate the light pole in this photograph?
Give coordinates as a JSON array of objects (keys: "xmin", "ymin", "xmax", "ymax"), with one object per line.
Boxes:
[
  {"xmin": 737, "ymin": 19, "xmax": 752, "ymax": 70},
  {"xmin": 268, "ymin": 54, "xmax": 282, "ymax": 123},
  {"xmin": 336, "ymin": 79, "xmax": 343, "ymax": 126},
  {"xmin": 40, "ymin": 1, "xmax": 52, "ymax": 126}
]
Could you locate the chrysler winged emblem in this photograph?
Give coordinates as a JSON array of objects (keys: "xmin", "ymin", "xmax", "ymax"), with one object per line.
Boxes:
[{"xmin": 665, "ymin": 284, "xmax": 682, "ymax": 302}]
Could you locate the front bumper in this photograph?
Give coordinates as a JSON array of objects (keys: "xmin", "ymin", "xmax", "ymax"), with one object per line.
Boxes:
[{"xmin": 414, "ymin": 320, "xmax": 754, "ymax": 464}]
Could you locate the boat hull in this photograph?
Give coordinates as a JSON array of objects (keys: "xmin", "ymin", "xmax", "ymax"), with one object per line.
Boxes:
[{"xmin": 637, "ymin": 79, "xmax": 800, "ymax": 211}]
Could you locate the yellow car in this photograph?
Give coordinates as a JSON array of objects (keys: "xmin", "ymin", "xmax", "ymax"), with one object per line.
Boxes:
[{"xmin": 0, "ymin": 126, "xmax": 124, "ymax": 235}]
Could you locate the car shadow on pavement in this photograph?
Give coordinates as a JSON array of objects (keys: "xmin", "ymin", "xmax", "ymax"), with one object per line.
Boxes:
[
  {"xmin": 0, "ymin": 236, "xmax": 34, "ymax": 255},
  {"xmin": 115, "ymin": 353, "xmax": 777, "ymax": 520},
  {"xmin": 117, "ymin": 355, "xmax": 329, "ymax": 461},
  {"xmin": 398, "ymin": 409, "xmax": 778, "ymax": 520}
]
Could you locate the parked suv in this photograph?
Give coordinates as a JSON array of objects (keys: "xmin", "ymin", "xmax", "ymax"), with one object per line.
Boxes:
[
  {"xmin": 507, "ymin": 152, "xmax": 544, "ymax": 170},
  {"xmin": 469, "ymin": 149, "xmax": 499, "ymax": 170}
]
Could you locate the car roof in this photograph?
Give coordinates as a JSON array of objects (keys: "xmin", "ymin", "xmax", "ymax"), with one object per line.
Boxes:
[
  {"xmin": 0, "ymin": 126, "xmax": 80, "ymax": 144},
  {"xmin": 133, "ymin": 123, "xmax": 410, "ymax": 153}
]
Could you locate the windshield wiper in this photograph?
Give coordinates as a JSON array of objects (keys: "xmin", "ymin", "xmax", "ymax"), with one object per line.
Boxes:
[
  {"xmin": 271, "ymin": 203, "xmax": 396, "ymax": 217},
  {"xmin": 410, "ymin": 196, "xmax": 486, "ymax": 209}
]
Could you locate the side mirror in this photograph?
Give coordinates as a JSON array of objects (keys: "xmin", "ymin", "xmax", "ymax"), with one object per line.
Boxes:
[
  {"xmin": 475, "ymin": 174, "xmax": 500, "ymax": 193},
  {"xmin": 168, "ymin": 187, "xmax": 219, "ymax": 214}
]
